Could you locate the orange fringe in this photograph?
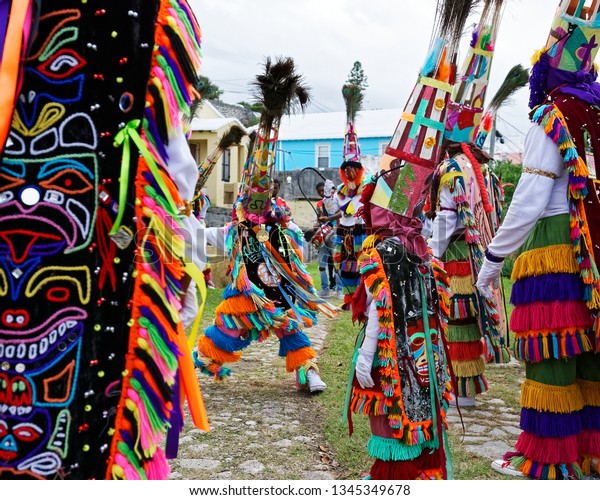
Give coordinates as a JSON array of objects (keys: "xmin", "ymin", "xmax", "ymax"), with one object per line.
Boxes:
[
  {"xmin": 285, "ymin": 346, "xmax": 316, "ymax": 372},
  {"xmin": 215, "ymin": 294, "xmax": 258, "ymax": 316},
  {"xmin": 198, "ymin": 335, "xmax": 242, "ymax": 363}
]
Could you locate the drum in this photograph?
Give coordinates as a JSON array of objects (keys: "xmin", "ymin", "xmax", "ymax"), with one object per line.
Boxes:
[{"xmin": 310, "ymin": 224, "xmax": 334, "ymax": 250}]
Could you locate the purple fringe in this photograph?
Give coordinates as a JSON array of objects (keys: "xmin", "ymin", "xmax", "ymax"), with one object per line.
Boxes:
[
  {"xmin": 470, "ymin": 28, "xmax": 478, "ymax": 48},
  {"xmin": 133, "ymin": 369, "xmax": 170, "ymax": 419},
  {"xmin": 139, "ymin": 305, "xmax": 181, "ymax": 354},
  {"xmin": 511, "ymin": 273, "xmax": 586, "ymax": 305},
  {"xmin": 520, "ymin": 407, "xmax": 582, "ymax": 438},
  {"xmin": 166, "ymin": 373, "xmax": 183, "ymax": 459},
  {"xmin": 144, "ymin": 107, "xmax": 169, "ymax": 161},
  {"xmin": 529, "ymin": 53, "xmax": 550, "ymax": 109},
  {"xmin": 158, "ymin": 46, "xmax": 188, "ymax": 95},
  {"xmin": 582, "ymin": 405, "xmax": 600, "ymax": 431}
]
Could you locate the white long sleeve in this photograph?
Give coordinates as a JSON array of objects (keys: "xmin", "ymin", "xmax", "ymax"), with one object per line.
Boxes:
[
  {"xmin": 164, "ymin": 123, "xmax": 198, "ymax": 202},
  {"xmin": 361, "ymin": 287, "xmax": 380, "ymax": 354},
  {"xmin": 487, "ymin": 124, "xmax": 567, "ymax": 258},
  {"xmin": 429, "ymin": 187, "xmax": 459, "ymax": 258}
]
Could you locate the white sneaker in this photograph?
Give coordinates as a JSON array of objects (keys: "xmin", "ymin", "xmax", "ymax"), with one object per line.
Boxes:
[
  {"xmin": 491, "ymin": 459, "xmax": 524, "ymax": 477},
  {"xmin": 306, "ymin": 368, "xmax": 327, "ymax": 393},
  {"xmin": 318, "ymin": 290, "xmax": 331, "ymax": 298},
  {"xmin": 337, "ymin": 291, "xmax": 345, "ymax": 300}
]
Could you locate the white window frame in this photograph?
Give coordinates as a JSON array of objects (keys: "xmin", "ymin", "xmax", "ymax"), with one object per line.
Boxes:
[
  {"xmin": 221, "ymin": 148, "xmax": 231, "ymax": 182},
  {"xmin": 316, "ymin": 143, "xmax": 330, "ymax": 168}
]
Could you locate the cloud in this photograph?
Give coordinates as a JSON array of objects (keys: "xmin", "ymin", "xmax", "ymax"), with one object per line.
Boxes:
[{"xmin": 190, "ymin": 0, "xmax": 559, "ymax": 150}]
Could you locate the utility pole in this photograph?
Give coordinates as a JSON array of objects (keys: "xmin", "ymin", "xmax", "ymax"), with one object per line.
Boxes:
[{"xmin": 489, "ymin": 115, "xmax": 497, "ymax": 159}]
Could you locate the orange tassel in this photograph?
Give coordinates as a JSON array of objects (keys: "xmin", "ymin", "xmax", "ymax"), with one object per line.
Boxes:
[
  {"xmin": 285, "ymin": 346, "xmax": 316, "ymax": 372},
  {"xmin": 198, "ymin": 335, "xmax": 242, "ymax": 363}
]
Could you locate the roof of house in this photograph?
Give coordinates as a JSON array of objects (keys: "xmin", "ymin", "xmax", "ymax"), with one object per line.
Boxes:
[
  {"xmin": 278, "ymin": 108, "xmax": 403, "ymax": 141},
  {"xmin": 209, "ymin": 100, "xmax": 258, "ymax": 127},
  {"xmin": 190, "ymin": 116, "xmax": 243, "ymax": 132}
]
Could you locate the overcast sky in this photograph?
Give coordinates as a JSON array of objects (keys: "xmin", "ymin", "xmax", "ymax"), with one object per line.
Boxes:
[{"xmin": 189, "ymin": 0, "xmax": 558, "ymax": 153}]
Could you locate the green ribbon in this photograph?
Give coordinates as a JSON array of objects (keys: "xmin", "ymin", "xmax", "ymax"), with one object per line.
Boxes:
[
  {"xmin": 110, "ymin": 119, "xmax": 179, "ymax": 235},
  {"xmin": 418, "ymin": 270, "xmax": 453, "ymax": 480},
  {"xmin": 341, "ymin": 325, "xmax": 366, "ymax": 427}
]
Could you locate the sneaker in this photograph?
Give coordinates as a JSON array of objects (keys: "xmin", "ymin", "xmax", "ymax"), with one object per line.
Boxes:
[
  {"xmin": 491, "ymin": 459, "xmax": 524, "ymax": 477},
  {"xmin": 306, "ymin": 368, "xmax": 327, "ymax": 393},
  {"xmin": 337, "ymin": 291, "xmax": 345, "ymax": 300},
  {"xmin": 318, "ymin": 290, "xmax": 331, "ymax": 298}
]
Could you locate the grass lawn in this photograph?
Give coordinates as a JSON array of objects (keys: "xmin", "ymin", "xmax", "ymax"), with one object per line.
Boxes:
[{"xmin": 194, "ymin": 259, "xmax": 521, "ymax": 480}]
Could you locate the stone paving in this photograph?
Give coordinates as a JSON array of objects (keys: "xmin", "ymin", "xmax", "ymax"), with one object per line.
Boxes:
[
  {"xmin": 169, "ymin": 312, "xmax": 541, "ymax": 480},
  {"xmin": 169, "ymin": 321, "xmax": 337, "ymax": 480},
  {"xmin": 446, "ymin": 359, "xmax": 524, "ymax": 465}
]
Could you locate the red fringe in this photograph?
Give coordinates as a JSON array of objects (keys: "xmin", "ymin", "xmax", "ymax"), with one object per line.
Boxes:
[
  {"xmin": 448, "ymin": 340, "xmax": 483, "ymax": 362},
  {"xmin": 578, "ymin": 429, "xmax": 600, "ymax": 456},
  {"xmin": 444, "ymin": 260, "xmax": 472, "ymax": 277},
  {"xmin": 369, "ymin": 450, "xmax": 443, "ymax": 480},
  {"xmin": 515, "ymin": 431, "xmax": 579, "ymax": 464},
  {"xmin": 510, "ymin": 300, "xmax": 594, "ymax": 332}
]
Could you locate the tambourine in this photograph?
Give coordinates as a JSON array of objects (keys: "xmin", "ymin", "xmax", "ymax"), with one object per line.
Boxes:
[{"xmin": 310, "ymin": 224, "xmax": 334, "ymax": 250}]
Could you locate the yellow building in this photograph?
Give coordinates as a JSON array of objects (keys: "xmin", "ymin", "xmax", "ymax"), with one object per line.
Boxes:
[{"xmin": 188, "ymin": 101, "xmax": 251, "ymax": 207}]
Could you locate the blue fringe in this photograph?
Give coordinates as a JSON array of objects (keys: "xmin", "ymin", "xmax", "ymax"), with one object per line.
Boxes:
[
  {"xmin": 205, "ymin": 325, "xmax": 253, "ymax": 352},
  {"xmin": 278, "ymin": 331, "xmax": 312, "ymax": 356}
]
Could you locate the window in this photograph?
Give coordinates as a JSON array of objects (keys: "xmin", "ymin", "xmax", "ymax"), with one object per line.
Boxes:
[
  {"xmin": 188, "ymin": 142, "xmax": 200, "ymax": 163},
  {"xmin": 316, "ymin": 143, "xmax": 330, "ymax": 168},
  {"xmin": 221, "ymin": 149, "xmax": 231, "ymax": 182}
]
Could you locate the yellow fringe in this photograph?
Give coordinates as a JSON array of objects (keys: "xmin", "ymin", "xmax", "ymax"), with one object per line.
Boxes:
[
  {"xmin": 511, "ymin": 244, "xmax": 579, "ymax": 281},
  {"xmin": 362, "ymin": 234, "xmax": 380, "ymax": 252},
  {"xmin": 577, "ymin": 379, "xmax": 600, "ymax": 407},
  {"xmin": 197, "ymin": 335, "xmax": 242, "ymax": 363},
  {"xmin": 286, "ymin": 346, "xmax": 316, "ymax": 372},
  {"xmin": 451, "ymin": 356, "xmax": 486, "ymax": 378},
  {"xmin": 449, "ymin": 275, "xmax": 475, "ymax": 295},
  {"xmin": 531, "ymin": 47, "xmax": 547, "ymax": 65},
  {"xmin": 521, "ymin": 379, "xmax": 584, "ymax": 413}
]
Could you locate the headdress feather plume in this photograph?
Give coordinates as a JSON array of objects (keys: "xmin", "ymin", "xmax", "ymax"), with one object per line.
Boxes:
[
  {"xmin": 488, "ymin": 64, "xmax": 529, "ymax": 112},
  {"xmin": 252, "ymin": 56, "xmax": 310, "ymax": 132},
  {"xmin": 342, "ymin": 84, "xmax": 363, "ymax": 123}
]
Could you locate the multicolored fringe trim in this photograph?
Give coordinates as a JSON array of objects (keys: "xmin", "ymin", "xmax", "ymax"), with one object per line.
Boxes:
[
  {"xmin": 351, "ymin": 248, "xmax": 450, "ymax": 445},
  {"xmin": 106, "ymin": 1, "xmax": 207, "ymax": 480},
  {"xmin": 531, "ymin": 103, "xmax": 600, "ymax": 310},
  {"xmin": 510, "ymin": 242, "xmax": 594, "ymax": 363},
  {"xmin": 196, "ymin": 222, "xmax": 338, "ymax": 379}
]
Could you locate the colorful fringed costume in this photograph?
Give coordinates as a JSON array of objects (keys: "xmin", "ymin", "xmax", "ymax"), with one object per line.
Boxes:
[
  {"xmin": 333, "ymin": 81, "xmax": 366, "ymax": 310},
  {"xmin": 429, "ymin": 0, "xmax": 509, "ymax": 401},
  {"xmin": 430, "ymin": 146, "xmax": 508, "ymax": 398},
  {"xmin": 194, "ymin": 58, "xmax": 337, "ymax": 389},
  {"xmin": 348, "ymin": 237, "xmax": 452, "ymax": 480},
  {"xmin": 0, "ymin": 0, "xmax": 208, "ymax": 479},
  {"xmin": 477, "ymin": 0, "xmax": 600, "ymax": 479},
  {"xmin": 344, "ymin": 0, "xmax": 480, "ymax": 479}
]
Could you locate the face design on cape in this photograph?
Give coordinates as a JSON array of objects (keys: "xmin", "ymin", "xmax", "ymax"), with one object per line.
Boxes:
[
  {"xmin": 0, "ymin": 10, "xmax": 93, "ymax": 477},
  {"xmin": 0, "ymin": 11, "xmax": 91, "ymax": 368},
  {"xmin": 408, "ymin": 326, "xmax": 441, "ymax": 386}
]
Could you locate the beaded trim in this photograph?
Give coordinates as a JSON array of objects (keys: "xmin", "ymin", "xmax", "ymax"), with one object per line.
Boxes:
[{"xmin": 522, "ymin": 167, "xmax": 558, "ymax": 180}]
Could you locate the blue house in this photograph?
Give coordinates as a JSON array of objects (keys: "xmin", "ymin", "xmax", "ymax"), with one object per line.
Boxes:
[{"xmin": 276, "ymin": 108, "xmax": 403, "ymax": 174}]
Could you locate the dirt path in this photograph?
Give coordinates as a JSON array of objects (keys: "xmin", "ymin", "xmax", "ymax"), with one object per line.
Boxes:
[{"xmin": 169, "ymin": 320, "xmax": 337, "ymax": 480}]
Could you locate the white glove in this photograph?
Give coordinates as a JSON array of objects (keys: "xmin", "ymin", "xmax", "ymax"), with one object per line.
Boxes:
[
  {"xmin": 476, "ymin": 257, "xmax": 504, "ymax": 300},
  {"xmin": 355, "ymin": 348, "xmax": 375, "ymax": 389}
]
